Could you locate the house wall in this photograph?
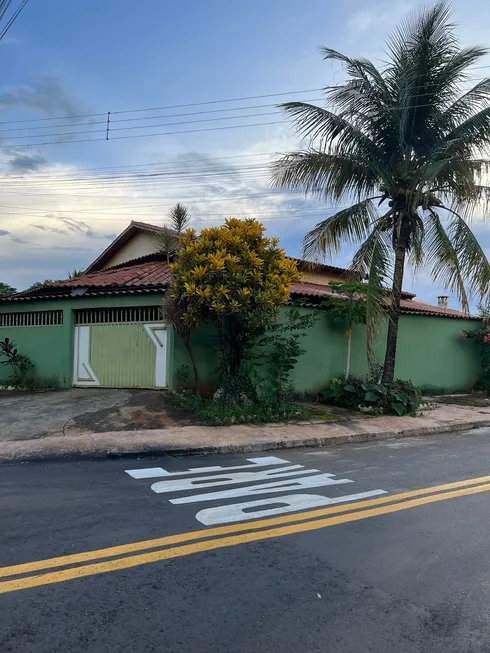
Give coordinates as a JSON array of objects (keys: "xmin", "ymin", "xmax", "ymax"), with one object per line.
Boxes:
[
  {"xmin": 0, "ymin": 300, "xmax": 72, "ymax": 387},
  {"xmin": 174, "ymin": 308, "xmax": 482, "ymax": 394},
  {"xmin": 300, "ymin": 271, "xmax": 345, "ymax": 285},
  {"xmin": 0, "ymin": 295, "xmax": 164, "ymax": 387},
  {"xmin": 103, "ymin": 232, "xmax": 160, "ymax": 269},
  {"xmin": 1, "ymin": 295, "xmax": 481, "ymax": 393}
]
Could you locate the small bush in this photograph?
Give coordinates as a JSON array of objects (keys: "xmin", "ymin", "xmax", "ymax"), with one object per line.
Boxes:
[
  {"xmin": 320, "ymin": 376, "xmax": 422, "ymax": 416},
  {"xmin": 179, "ymin": 394, "xmax": 310, "ymax": 426},
  {"xmin": 0, "ymin": 338, "xmax": 34, "ymax": 385}
]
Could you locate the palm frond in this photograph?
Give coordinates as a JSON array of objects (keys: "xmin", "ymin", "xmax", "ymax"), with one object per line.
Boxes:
[
  {"xmin": 302, "ymin": 198, "xmax": 380, "ymax": 260},
  {"xmin": 157, "ymin": 226, "xmax": 178, "ymax": 260},
  {"xmin": 451, "ymin": 184, "xmax": 490, "ymax": 220},
  {"xmin": 407, "ymin": 215, "xmax": 425, "ymax": 269},
  {"xmin": 424, "ymin": 209, "xmax": 470, "ymax": 311},
  {"xmin": 443, "ymin": 106, "xmax": 490, "ymax": 153},
  {"xmin": 278, "ymin": 102, "xmax": 386, "ymax": 173},
  {"xmin": 443, "ymin": 206, "xmax": 490, "ymax": 301},
  {"xmin": 441, "ymin": 79, "xmax": 490, "ymax": 127},
  {"xmin": 168, "ymin": 203, "xmax": 190, "ymax": 234},
  {"xmin": 272, "ymin": 150, "xmax": 381, "ymax": 201}
]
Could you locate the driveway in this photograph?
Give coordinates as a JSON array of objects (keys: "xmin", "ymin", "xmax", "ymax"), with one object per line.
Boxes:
[{"xmin": 0, "ymin": 388, "xmax": 197, "ymax": 442}]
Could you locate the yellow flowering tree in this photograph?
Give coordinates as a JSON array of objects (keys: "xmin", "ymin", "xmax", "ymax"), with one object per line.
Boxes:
[{"xmin": 171, "ymin": 218, "xmax": 302, "ymax": 380}]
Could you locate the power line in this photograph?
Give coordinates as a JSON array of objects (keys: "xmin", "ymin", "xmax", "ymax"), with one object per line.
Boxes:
[
  {"xmin": 0, "ymin": 110, "xmax": 284, "ymax": 141},
  {"xmin": 0, "ymin": 162, "xmax": 272, "ymax": 184},
  {"xmin": 1, "ymin": 152, "xmax": 276, "ymax": 178},
  {"xmin": 0, "ymin": 0, "xmax": 12, "ymax": 22},
  {"xmin": 4, "ymin": 204, "xmax": 346, "ymax": 222},
  {"xmin": 3, "ymin": 96, "xmax": 490, "ymax": 149},
  {"xmin": 0, "ymin": 99, "xmax": 325, "ymax": 134},
  {"xmin": 0, "ymin": 119, "xmax": 287, "ymax": 149},
  {"xmin": 0, "ymin": 0, "xmax": 28, "ymax": 41},
  {"xmin": 0, "ymin": 189, "xmax": 296, "ymax": 213},
  {"xmin": 0, "ymin": 88, "xmax": 325, "ymax": 127}
]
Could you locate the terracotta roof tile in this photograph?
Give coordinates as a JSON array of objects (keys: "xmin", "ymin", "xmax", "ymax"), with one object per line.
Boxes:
[
  {"xmin": 1, "ymin": 259, "xmax": 476, "ymax": 319},
  {"xmin": 46, "ymin": 259, "xmax": 172, "ymax": 290},
  {"xmin": 290, "ymin": 280, "xmax": 475, "ymax": 319}
]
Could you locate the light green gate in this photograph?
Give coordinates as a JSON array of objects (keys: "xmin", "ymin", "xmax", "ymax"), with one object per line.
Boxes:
[{"xmin": 73, "ymin": 306, "xmax": 167, "ymax": 388}]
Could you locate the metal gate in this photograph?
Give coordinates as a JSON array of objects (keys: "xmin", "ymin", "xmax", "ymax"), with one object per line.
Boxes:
[{"xmin": 72, "ymin": 306, "xmax": 167, "ymax": 388}]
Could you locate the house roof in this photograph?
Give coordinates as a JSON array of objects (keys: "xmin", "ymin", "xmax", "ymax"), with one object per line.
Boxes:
[
  {"xmin": 290, "ymin": 257, "xmax": 352, "ymax": 277},
  {"xmin": 1, "ymin": 254, "xmax": 172, "ymax": 303},
  {"xmin": 290, "ymin": 281, "xmax": 475, "ymax": 319},
  {"xmin": 1, "ymin": 257, "xmax": 475, "ymax": 319},
  {"xmin": 84, "ymin": 221, "xmax": 166, "ymax": 273}
]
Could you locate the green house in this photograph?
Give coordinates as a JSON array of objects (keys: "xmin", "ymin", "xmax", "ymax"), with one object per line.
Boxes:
[{"xmin": 0, "ymin": 221, "xmax": 482, "ymax": 393}]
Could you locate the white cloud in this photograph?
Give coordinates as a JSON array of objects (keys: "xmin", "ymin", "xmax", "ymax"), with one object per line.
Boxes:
[
  {"xmin": 0, "ymin": 124, "xmax": 329, "ymax": 289},
  {"xmin": 346, "ymin": 1, "xmax": 414, "ymax": 36}
]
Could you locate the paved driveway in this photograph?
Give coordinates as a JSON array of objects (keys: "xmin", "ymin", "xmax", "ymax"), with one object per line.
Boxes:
[{"xmin": 0, "ymin": 388, "xmax": 196, "ymax": 442}]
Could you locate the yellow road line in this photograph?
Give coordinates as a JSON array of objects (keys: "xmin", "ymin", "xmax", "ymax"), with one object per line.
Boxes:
[
  {"xmin": 2, "ymin": 480, "xmax": 490, "ymax": 595},
  {"xmin": 2, "ymin": 473, "xmax": 490, "ymax": 580}
]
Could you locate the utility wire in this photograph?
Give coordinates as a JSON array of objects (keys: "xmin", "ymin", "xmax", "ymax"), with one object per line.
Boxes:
[
  {"xmin": 0, "ymin": 0, "xmax": 28, "ymax": 40},
  {"xmin": 0, "ymin": 119, "xmax": 287, "ymax": 149},
  {"xmin": 0, "ymin": 88, "xmax": 325, "ymax": 126},
  {"xmin": 1, "ymin": 152, "xmax": 275, "ymax": 177},
  {"xmin": 2, "ymin": 72, "xmax": 490, "ymax": 129},
  {"xmin": 3, "ymin": 204, "xmax": 346, "ymax": 221},
  {"xmin": 0, "ymin": 110, "xmax": 284, "ymax": 141},
  {"xmin": 0, "ymin": 0, "xmax": 12, "ymax": 22}
]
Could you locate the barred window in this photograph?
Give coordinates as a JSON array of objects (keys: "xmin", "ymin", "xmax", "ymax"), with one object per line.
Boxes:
[
  {"xmin": 74, "ymin": 306, "xmax": 162, "ymax": 325},
  {"xmin": 0, "ymin": 310, "xmax": 63, "ymax": 328}
]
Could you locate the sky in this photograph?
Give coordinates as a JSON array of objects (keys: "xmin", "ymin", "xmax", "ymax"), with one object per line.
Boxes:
[{"xmin": 0, "ymin": 0, "xmax": 490, "ymax": 308}]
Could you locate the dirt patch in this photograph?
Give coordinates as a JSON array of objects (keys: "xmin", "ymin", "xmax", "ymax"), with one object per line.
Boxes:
[
  {"xmin": 0, "ymin": 388, "xmax": 199, "ymax": 442},
  {"xmin": 68, "ymin": 390, "xmax": 199, "ymax": 433}
]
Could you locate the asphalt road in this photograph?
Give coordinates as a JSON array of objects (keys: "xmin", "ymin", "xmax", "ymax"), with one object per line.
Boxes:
[{"xmin": 3, "ymin": 430, "xmax": 490, "ymax": 652}]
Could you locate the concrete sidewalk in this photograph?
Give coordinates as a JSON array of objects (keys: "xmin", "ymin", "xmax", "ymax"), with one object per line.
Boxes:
[{"xmin": 2, "ymin": 402, "xmax": 490, "ymax": 462}]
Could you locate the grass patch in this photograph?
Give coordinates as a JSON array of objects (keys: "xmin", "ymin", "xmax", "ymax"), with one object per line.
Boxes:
[{"xmin": 178, "ymin": 393, "xmax": 311, "ymax": 426}]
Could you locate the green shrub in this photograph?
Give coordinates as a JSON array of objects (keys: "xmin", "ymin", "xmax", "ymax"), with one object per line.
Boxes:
[
  {"xmin": 179, "ymin": 393, "xmax": 310, "ymax": 426},
  {"xmin": 0, "ymin": 338, "xmax": 34, "ymax": 385},
  {"xmin": 320, "ymin": 376, "xmax": 422, "ymax": 416}
]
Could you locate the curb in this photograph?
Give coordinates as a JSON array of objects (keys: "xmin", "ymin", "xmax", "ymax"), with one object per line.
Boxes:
[{"xmin": 2, "ymin": 418, "xmax": 490, "ymax": 464}]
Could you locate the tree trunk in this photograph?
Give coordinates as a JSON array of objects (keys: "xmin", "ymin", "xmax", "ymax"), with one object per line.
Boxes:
[
  {"xmin": 183, "ymin": 336, "xmax": 200, "ymax": 392},
  {"xmin": 382, "ymin": 218, "xmax": 410, "ymax": 383},
  {"xmin": 345, "ymin": 329, "xmax": 352, "ymax": 380}
]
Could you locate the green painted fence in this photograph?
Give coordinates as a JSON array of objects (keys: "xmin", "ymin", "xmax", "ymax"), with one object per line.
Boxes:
[
  {"xmin": 0, "ymin": 295, "xmax": 482, "ymax": 393},
  {"xmin": 173, "ymin": 308, "xmax": 482, "ymax": 394},
  {"xmin": 0, "ymin": 295, "xmax": 164, "ymax": 387}
]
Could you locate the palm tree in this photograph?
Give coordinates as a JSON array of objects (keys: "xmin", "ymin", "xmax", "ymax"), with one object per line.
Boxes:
[
  {"xmin": 272, "ymin": 2, "xmax": 490, "ymax": 382},
  {"xmin": 68, "ymin": 269, "xmax": 85, "ymax": 279},
  {"xmin": 158, "ymin": 203, "xmax": 191, "ymax": 262}
]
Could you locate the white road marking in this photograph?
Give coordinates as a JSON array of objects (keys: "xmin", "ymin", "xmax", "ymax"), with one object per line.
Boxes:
[
  {"xmin": 150, "ymin": 466, "xmax": 317, "ymax": 494},
  {"xmin": 169, "ymin": 473, "xmax": 353, "ymax": 504},
  {"xmin": 125, "ymin": 456, "xmax": 290, "ymax": 479},
  {"xmin": 195, "ymin": 490, "xmax": 388, "ymax": 525},
  {"xmin": 125, "ymin": 455, "xmax": 389, "ymax": 526}
]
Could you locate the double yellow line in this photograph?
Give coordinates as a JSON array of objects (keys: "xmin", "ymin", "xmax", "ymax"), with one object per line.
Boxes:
[{"xmin": 2, "ymin": 473, "xmax": 490, "ymax": 595}]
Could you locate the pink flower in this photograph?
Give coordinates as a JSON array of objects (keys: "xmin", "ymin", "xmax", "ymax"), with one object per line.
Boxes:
[{"xmin": 463, "ymin": 332, "xmax": 468, "ymax": 338}]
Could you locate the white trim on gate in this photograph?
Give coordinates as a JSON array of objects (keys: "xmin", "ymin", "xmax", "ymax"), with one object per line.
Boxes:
[
  {"xmin": 73, "ymin": 326, "xmax": 101, "ymax": 386},
  {"xmin": 144, "ymin": 323, "xmax": 168, "ymax": 388}
]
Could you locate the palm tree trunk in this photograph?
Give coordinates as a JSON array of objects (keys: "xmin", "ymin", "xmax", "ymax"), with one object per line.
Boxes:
[{"xmin": 382, "ymin": 224, "xmax": 409, "ymax": 383}]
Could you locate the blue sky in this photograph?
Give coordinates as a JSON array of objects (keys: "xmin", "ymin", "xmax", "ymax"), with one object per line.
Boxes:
[{"xmin": 0, "ymin": 0, "xmax": 489, "ymax": 308}]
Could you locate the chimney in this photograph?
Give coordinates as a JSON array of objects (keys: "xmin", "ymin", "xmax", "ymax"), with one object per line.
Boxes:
[{"xmin": 438, "ymin": 295, "xmax": 448, "ymax": 309}]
